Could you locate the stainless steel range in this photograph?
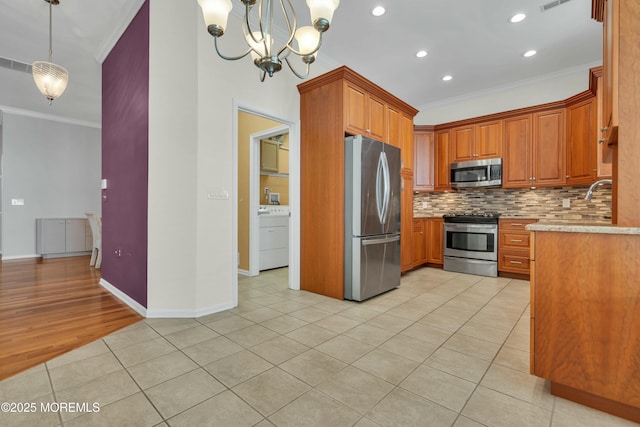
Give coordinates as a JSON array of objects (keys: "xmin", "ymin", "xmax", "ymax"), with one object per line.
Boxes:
[{"xmin": 443, "ymin": 212, "xmax": 499, "ymax": 277}]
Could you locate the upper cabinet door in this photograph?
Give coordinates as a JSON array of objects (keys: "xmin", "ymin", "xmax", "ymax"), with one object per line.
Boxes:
[
  {"xmin": 451, "ymin": 125, "xmax": 475, "ymax": 162},
  {"xmin": 533, "ymin": 109, "xmax": 566, "ymax": 187},
  {"xmin": 434, "ymin": 130, "xmax": 451, "ymax": 191},
  {"xmin": 368, "ymin": 95, "xmax": 387, "ymax": 143},
  {"xmin": 475, "ymin": 120, "xmax": 503, "ymax": 159},
  {"xmin": 344, "ymin": 82, "xmax": 388, "ymax": 143},
  {"xmin": 502, "ymin": 114, "xmax": 533, "ymax": 189},
  {"xmin": 414, "ymin": 130, "xmax": 434, "ymax": 192},
  {"xmin": 566, "ymin": 98, "xmax": 597, "ymax": 186},
  {"xmin": 345, "ymin": 83, "xmax": 367, "ymax": 135}
]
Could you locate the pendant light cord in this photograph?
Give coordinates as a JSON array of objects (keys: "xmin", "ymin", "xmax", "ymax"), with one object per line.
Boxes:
[{"xmin": 48, "ymin": 0, "xmax": 53, "ymax": 62}]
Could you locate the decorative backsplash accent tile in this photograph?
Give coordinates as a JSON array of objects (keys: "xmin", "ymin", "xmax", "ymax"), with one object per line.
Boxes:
[{"xmin": 413, "ymin": 186, "xmax": 612, "ymax": 221}]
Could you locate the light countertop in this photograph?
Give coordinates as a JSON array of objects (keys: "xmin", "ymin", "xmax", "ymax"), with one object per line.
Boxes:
[{"xmin": 526, "ymin": 221, "xmax": 640, "ymax": 235}]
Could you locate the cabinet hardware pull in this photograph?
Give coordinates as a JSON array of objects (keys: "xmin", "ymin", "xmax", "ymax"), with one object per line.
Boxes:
[
  {"xmin": 565, "ymin": 175, "xmax": 570, "ymax": 179},
  {"xmin": 509, "ymin": 261, "xmax": 523, "ymax": 264},
  {"xmin": 510, "ymin": 239, "xmax": 523, "ymax": 243},
  {"xmin": 600, "ymin": 127, "xmax": 609, "ymax": 132},
  {"xmin": 598, "ymin": 138, "xmax": 606, "ymax": 143},
  {"xmin": 511, "ymin": 223, "xmax": 523, "ymax": 226}
]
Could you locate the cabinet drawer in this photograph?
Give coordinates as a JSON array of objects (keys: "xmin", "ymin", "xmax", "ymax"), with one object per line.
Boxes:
[
  {"xmin": 499, "ymin": 230, "xmax": 531, "ymax": 250},
  {"xmin": 499, "ymin": 218, "xmax": 538, "ymax": 231},
  {"xmin": 499, "ymin": 251, "xmax": 531, "ymax": 274}
]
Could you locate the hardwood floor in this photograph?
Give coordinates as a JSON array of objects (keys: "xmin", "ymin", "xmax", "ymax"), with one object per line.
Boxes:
[{"xmin": 0, "ymin": 256, "xmax": 142, "ymax": 380}]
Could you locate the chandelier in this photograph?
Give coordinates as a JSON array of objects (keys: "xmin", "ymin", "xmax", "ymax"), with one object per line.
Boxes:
[
  {"xmin": 32, "ymin": 0, "xmax": 69, "ymax": 105},
  {"xmin": 197, "ymin": 0, "xmax": 340, "ymax": 81}
]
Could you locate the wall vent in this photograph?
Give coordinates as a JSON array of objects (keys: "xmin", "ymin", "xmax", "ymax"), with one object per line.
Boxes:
[
  {"xmin": 0, "ymin": 57, "xmax": 32, "ymax": 74},
  {"xmin": 541, "ymin": 0, "xmax": 573, "ymax": 12}
]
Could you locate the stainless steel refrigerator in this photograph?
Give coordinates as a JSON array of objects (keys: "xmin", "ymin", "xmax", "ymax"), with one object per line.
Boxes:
[{"xmin": 344, "ymin": 134, "xmax": 401, "ymax": 301}]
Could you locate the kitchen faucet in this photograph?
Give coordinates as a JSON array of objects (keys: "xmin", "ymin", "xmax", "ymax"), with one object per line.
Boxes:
[{"xmin": 584, "ymin": 179, "xmax": 612, "ymax": 200}]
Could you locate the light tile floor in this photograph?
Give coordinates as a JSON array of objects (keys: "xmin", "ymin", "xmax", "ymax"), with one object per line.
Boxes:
[{"xmin": 1, "ymin": 267, "xmax": 638, "ymax": 427}]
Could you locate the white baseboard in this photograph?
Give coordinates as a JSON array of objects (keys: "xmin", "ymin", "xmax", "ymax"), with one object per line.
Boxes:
[
  {"xmin": 1, "ymin": 254, "xmax": 40, "ymax": 260},
  {"xmin": 145, "ymin": 302, "xmax": 236, "ymax": 319},
  {"xmin": 99, "ymin": 278, "xmax": 147, "ymax": 317},
  {"xmin": 237, "ymin": 268, "xmax": 250, "ymax": 276},
  {"xmin": 99, "ymin": 279, "xmax": 237, "ymax": 319}
]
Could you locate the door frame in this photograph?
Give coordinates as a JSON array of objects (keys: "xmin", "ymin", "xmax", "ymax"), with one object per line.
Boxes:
[
  {"xmin": 231, "ymin": 100, "xmax": 300, "ymax": 300},
  {"xmin": 248, "ymin": 124, "xmax": 290, "ymax": 276}
]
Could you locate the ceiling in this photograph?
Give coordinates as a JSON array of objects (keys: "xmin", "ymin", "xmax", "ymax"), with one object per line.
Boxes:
[{"xmin": 0, "ymin": 0, "xmax": 603, "ymax": 124}]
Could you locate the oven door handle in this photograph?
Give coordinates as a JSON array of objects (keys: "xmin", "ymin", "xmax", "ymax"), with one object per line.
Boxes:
[{"xmin": 445, "ymin": 223, "xmax": 497, "ymax": 231}]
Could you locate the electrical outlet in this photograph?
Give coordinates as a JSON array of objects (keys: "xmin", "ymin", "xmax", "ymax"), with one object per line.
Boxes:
[
  {"xmin": 264, "ymin": 187, "xmax": 269, "ymax": 194},
  {"xmin": 562, "ymin": 198, "xmax": 570, "ymax": 208},
  {"xmin": 422, "ymin": 201, "xmax": 428, "ymax": 209}
]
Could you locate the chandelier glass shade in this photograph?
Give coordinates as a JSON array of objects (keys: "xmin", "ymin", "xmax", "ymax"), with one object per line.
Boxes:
[
  {"xmin": 197, "ymin": 0, "xmax": 339, "ymax": 81},
  {"xmin": 32, "ymin": 0, "xmax": 69, "ymax": 104}
]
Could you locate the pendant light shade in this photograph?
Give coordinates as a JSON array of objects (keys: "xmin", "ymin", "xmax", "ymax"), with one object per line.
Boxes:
[
  {"xmin": 32, "ymin": 61, "xmax": 69, "ymax": 102},
  {"xmin": 32, "ymin": 0, "xmax": 68, "ymax": 104}
]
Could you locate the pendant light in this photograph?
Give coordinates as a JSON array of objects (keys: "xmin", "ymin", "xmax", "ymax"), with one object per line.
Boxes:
[
  {"xmin": 32, "ymin": 0, "xmax": 69, "ymax": 105},
  {"xmin": 197, "ymin": 0, "xmax": 340, "ymax": 81}
]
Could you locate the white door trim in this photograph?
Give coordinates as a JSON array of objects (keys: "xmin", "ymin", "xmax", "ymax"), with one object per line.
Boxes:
[
  {"xmin": 231, "ymin": 100, "xmax": 300, "ymax": 299},
  {"xmin": 248, "ymin": 124, "xmax": 289, "ymax": 277}
]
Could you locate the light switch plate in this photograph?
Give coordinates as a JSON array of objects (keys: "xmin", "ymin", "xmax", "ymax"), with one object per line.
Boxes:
[
  {"xmin": 101, "ymin": 179, "xmax": 108, "ymax": 189},
  {"xmin": 207, "ymin": 187, "xmax": 229, "ymax": 200},
  {"xmin": 422, "ymin": 201, "xmax": 428, "ymax": 209},
  {"xmin": 562, "ymin": 198, "xmax": 570, "ymax": 208},
  {"xmin": 11, "ymin": 199, "xmax": 24, "ymax": 206}
]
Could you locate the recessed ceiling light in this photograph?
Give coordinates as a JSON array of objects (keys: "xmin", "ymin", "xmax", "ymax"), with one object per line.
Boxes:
[
  {"xmin": 372, "ymin": 6, "xmax": 386, "ymax": 16},
  {"xmin": 442, "ymin": 75, "xmax": 453, "ymax": 81},
  {"xmin": 509, "ymin": 13, "xmax": 526, "ymax": 23},
  {"xmin": 523, "ymin": 50, "xmax": 537, "ymax": 57},
  {"xmin": 416, "ymin": 50, "xmax": 427, "ymax": 58}
]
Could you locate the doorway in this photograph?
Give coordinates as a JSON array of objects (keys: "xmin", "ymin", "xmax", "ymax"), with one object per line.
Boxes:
[{"xmin": 232, "ymin": 102, "xmax": 300, "ymax": 308}]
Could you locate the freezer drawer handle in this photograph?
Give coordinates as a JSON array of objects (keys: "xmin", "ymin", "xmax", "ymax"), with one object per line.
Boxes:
[{"xmin": 362, "ymin": 235, "xmax": 400, "ymax": 246}]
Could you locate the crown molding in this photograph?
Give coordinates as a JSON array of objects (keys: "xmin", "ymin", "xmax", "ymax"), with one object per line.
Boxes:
[
  {"xmin": 96, "ymin": 0, "xmax": 146, "ymax": 63},
  {"xmin": 0, "ymin": 104, "xmax": 101, "ymax": 128}
]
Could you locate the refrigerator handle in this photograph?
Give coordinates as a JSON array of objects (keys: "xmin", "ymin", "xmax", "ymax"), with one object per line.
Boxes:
[
  {"xmin": 381, "ymin": 152, "xmax": 391, "ymax": 224},
  {"xmin": 362, "ymin": 234, "xmax": 401, "ymax": 246},
  {"xmin": 376, "ymin": 153, "xmax": 385, "ymax": 224}
]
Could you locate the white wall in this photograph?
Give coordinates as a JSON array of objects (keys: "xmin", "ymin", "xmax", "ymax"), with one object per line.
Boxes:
[
  {"xmin": 1, "ymin": 112, "xmax": 101, "ymax": 258},
  {"xmin": 415, "ymin": 63, "xmax": 600, "ymax": 125},
  {"xmin": 146, "ymin": 1, "xmax": 329, "ymax": 315}
]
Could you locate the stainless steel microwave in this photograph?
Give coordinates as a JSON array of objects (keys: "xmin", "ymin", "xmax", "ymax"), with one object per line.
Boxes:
[{"xmin": 450, "ymin": 158, "xmax": 502, "ymax": 189}]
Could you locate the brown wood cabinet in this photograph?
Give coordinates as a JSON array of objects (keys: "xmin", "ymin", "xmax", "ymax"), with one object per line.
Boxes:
[
  {"xmin": 298, "ymin": 66, "xmax": 418, "ymax": 299},
  {"xmin": 426, "ymin": 217, "xmax": 444, "ymax": 265},
  {"xmin": 345, "ymin": 82, "xmax": 387, "ymax": 143},
  {"xmin": 533, "ymin": 109, "xmax": 566, "ymax": 187},
  {"xmin": 498, "ymin": 218, "xmax": 537, "ymax": 276},
  {"xmin": 434, "ymin": 130, "xmax": 451, "ymax": 192},
  {"xmin": 400, "ymin": 113, "xmax": 415, "ymax": 172},
  {"xmin": 593, "ymin": 0, "xmax": 640, "ymax": 226},
  {"xmin": 530, "ymin": 230, "xmax": 640, "ymax": 423},
  {"xmin": 411, "ymin": 218, "xmax": 427, "ymax": 267},
  {"xmin": 502, "ymin": 110, "xmax": 566, "ymax": 189},
  {"xmin": 566, "ymin": 96, "xmax": 597, "ymax": 186},
  {"xmin": 401, "ymin": 171, "xmax": 415, "ymax": 273},
  {"xmin": 601, "ymin": 0, "xmax": 618, "ymax": 146},
  {"xmin": 413, "ymin": 128, "xmax": 434, "ymax": 192},
  {"xmin": 592, "ymin": 68, "xmax": 613, "ymax": 177},
  {"xmin": 502, "ymin": 114, "xmax": 533, "ymax": 189},
  {"xmin": 450, "ymin": 120, "xmax": 502, "ymax": 163}
]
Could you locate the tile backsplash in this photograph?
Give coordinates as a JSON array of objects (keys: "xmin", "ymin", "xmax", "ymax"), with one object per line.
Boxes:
[{"xmin": 413, "ymin": 186, "xmax": 612, "ymax": 221}]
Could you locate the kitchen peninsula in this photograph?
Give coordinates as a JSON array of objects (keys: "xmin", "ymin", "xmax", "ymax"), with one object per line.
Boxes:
[{"xmin": 527, "ymin": 222, "xmax": 640, "ymax": 422}]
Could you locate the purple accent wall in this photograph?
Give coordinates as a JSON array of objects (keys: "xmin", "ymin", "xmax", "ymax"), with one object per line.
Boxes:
[{"xmin": 101, "ymin": 1, "xmax": 149, "ymax": 307}]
